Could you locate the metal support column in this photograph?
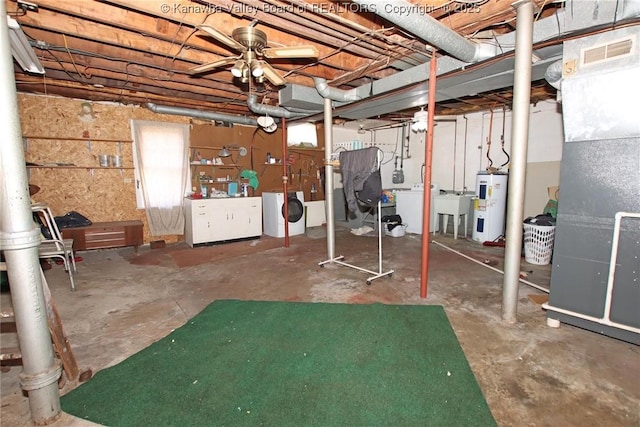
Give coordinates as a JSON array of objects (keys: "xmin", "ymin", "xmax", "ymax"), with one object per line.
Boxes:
[
  {"xmin": 0, "ymin": 1, "xmax": 62, "ymax": 422},
  {"xmin": 323, "ymin": 98, "xmax": 336, "ymax": 259},
  {"xmin": 502, "ymin": 0, "xmax": 534, "ymax": 323}
]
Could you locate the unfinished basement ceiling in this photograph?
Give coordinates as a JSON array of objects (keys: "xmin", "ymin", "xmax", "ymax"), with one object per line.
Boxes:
[{"xmin": 4, "ymin": 0, "xmax": 586, "ymax": 121}]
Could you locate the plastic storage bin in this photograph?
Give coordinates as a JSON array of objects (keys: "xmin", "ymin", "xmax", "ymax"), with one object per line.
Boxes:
[{"xmin": 523, "ymin": 223, "xmax": 556, "ymax": 265}]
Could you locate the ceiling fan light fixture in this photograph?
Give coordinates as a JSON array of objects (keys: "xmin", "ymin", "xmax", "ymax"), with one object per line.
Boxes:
[
  {"xmin": 239, "ymin": 66, "xmax": 250, "ymax": 84},
  {"xmin": 251, "ymin": 60, "xmax": 264, "ymax": 77},
  {"xmin": 231, "ymin": 60, "xmax": 245, "ymax": 78}
]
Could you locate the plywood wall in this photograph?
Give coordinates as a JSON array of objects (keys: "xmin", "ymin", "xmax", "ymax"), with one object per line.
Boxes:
[{"xmin": 19, "ymin": 94, "xmax": 190, "ymax": 245}]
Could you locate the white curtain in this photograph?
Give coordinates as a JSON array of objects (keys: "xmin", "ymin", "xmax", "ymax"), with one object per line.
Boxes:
[{"xmin": 131, "ymin": 120, "xmax": 189, "ymax": 236}]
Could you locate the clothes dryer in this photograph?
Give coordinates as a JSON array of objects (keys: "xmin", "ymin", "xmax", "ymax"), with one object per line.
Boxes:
[{"xmin": 262, "ymin": 191, "xmax": 305, "ymax": 237}]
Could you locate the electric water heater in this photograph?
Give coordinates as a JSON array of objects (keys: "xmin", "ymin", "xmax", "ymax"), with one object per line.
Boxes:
[{"xmin": 472, "ymin": 171, "xmax": 508, "ymax": 243}]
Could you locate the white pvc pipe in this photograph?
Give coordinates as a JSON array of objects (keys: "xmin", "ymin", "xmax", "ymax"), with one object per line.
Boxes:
[
  {"xmin": 432, "ymin": 240, "xmax": 549, "ymax": 293},
  {"xmin": 543, "ymin": 212, "xmax": 640, "ymax": 334}
]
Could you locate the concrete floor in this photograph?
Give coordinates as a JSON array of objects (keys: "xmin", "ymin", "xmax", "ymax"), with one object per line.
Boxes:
[{"xmin": 1, "ymin": 222, "xmax": 639, "ymax": 426}]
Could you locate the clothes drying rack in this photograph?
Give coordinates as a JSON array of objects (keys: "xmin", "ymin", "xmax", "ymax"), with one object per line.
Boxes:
[{"xmin": 319, "ymin": 148, "xmax": 394, "ymax": 285}]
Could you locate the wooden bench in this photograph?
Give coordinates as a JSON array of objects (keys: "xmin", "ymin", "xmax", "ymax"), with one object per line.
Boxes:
[{"xmin": 61, "ymin": 220, "xmax": 143, "ymax": 252}]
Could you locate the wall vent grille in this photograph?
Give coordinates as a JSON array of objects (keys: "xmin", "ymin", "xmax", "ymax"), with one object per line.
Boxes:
[{"xmin": 581, "ymin": 36, "xmax": 634, "ymax": 66}]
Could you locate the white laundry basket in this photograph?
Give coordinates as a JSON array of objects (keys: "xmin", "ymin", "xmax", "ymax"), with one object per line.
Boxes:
[
  {"xmin": 523, "ymin": 223, "xmax": 556, "ymax": 265},
  {"xmin": 384, "ymin": 223, "xmax": 407, "ymax": 237}
]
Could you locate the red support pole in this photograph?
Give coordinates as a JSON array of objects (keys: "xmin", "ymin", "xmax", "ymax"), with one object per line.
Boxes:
[
  {"xmin": 420, "ymin": 52, "xmax": 437, "ymax": 299},
  {"xmin": 281, "ymin": 117, "xmax": 290, "ymax": 247}
]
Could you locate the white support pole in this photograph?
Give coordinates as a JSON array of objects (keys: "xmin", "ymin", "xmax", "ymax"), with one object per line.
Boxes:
[
  {"xmin": 502, "ymin": 0, "xmax": 534, "ymax": 323},
  {"xmin": 323, "ymin": 98, "xmax": 335, "ymax": 259}
]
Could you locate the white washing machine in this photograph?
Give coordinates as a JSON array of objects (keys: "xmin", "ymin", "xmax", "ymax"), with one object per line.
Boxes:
[
  {"xmin": 395, "ymin": 183, "xmax": 439, "ymax": 234},
  {"xmin": 262, "ymin": 191, "xmax": 305, "ymax": 237}
]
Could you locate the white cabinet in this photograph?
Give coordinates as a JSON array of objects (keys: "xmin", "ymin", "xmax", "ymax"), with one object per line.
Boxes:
[{"xmin": 184, "ymin": 197, "xmax": 262, "ymax": 247}]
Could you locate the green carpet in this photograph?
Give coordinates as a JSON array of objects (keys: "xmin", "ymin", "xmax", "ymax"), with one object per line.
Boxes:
[{"xmin": 61, "ymin": 300, "xmax": 496, "ymax": 426}]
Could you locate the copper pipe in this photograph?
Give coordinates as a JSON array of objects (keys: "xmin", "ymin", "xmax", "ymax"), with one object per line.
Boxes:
[
  {"xmin": 281, "ymin": 117, "xmax": 290, "ymax": 247},
  {"xmin": 420, "ymin": 52, "xmax": 437, "ymax": 299}
]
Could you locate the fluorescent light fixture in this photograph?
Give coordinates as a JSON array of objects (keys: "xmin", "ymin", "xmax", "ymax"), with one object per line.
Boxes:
[{"xmin": 7, "ymin": 16, "xmax": 44, "ymax": 74}]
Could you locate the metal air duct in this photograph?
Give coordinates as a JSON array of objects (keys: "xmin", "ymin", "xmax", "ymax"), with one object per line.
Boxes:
[
  {"xmin": 313, "ymin": 78, "xmax": 360, "ymax": 102},
  {"xmin": 544, "ymin": 60, "xmax": 563, "ymax": 90},
  {"xmin": 246, "ymin": 94, "xmax": 311, "ymax": 118},
  {"xmin": 287, "ymin": 0, "xmax": 640, "ymax": 116},
  {"xmin": 146, "ymin": 103, "xmax": 258, "ymax": 126},
  {"xmin": 353, "ymin": 0, "xmax": 496, "ymax": 63}
]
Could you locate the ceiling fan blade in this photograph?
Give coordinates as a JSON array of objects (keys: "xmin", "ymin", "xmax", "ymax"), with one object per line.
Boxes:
[
  {"xmin": 262, "ymin": 45, "xmax": 319, "ymax": 59},
  {"xmin": 188, "ymin": 57, "xmax": 238, "ymax": 74},
  {"xmin": 197, "ymin": 25, "xmax": 245, "ymax": 52},
  {"xmin": 260, "ymin": 62, "xmax": 286, "ymax": 86}
]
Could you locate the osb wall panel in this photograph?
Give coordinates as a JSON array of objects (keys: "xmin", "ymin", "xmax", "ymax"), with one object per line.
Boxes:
[{"xmin": 19, "ymin": 94, "xmax": 191, "ymax": 246}]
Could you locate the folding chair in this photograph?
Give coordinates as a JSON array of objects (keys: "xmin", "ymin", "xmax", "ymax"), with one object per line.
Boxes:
[{"xmin": 31, "ymin": 203, "xmax": 77, "ymax": 291}]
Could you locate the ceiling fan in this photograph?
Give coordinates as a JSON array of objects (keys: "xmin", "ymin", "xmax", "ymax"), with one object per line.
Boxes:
[{"xmin": 189, "ymin": 20, "xmax": 319, "ymax": 86}]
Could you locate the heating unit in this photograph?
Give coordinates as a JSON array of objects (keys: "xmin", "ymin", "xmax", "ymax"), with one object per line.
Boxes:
[{"xmin": 544, "ymin": 26, "xmax": 640, "ymax": 344}]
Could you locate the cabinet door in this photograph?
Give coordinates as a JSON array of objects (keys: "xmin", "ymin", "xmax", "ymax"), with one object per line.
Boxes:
[
  {"xmin": 227, "ymin": 197, "xmax": 262, "ymax": 238},
  {"xmin": 187, "ymin": 200, "xmax": 218, "ymax": 245},
  {"xmin": 209, "ymin": 202, "xmax": 237, "ymax": 242}
]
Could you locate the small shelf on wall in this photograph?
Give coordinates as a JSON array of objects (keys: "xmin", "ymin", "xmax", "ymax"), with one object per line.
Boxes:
[
  {"xmin": 27, "ymin": 165, "xmax": 134, "ymax": 170},
  {"xmin": 288, "ymin": 147, "xmax": 324, "ymax": 152},
  {"xmin": 22, "ymin": 136, "xmax": 133, "ymax": 143}
]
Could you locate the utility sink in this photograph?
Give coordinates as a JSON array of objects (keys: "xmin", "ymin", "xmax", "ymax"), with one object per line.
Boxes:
[{"xmin": 433, "ymin": 193, "xmax": 474, "ymax": 239}]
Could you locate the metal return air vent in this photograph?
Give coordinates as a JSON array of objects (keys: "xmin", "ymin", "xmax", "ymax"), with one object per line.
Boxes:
[{"xmin": 581, "ymin": 36, "xmax": 635, "ymax": 66}]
